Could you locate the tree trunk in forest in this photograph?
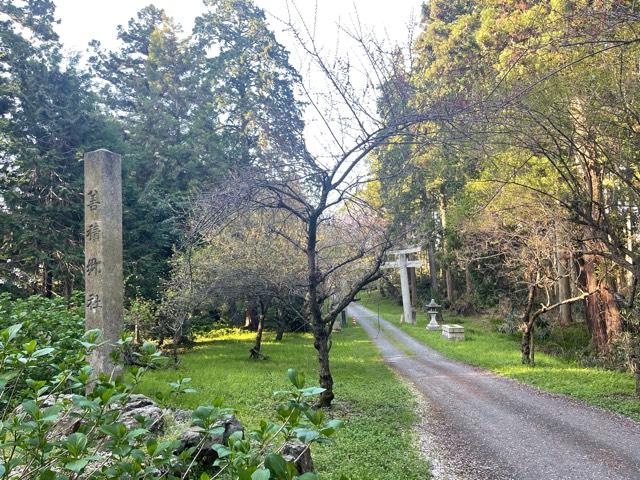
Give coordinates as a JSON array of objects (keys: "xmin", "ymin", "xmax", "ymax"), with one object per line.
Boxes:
[
  {"xmin": 314, "ymin": 324, "xmax": 334, "ymax": 407},
  {"xmin": 578, "ymin": 253, "xmax": 622, "ymax": 354},
  {"xmin": 228, "ymin": 300, "xmax": 241, "ymax": 326},
  {"xmin": 439, "ymin": 192, "xmax": 455, "ymax": 304},
  {"xmin": 275, "ymin": 307, "xmax": 285, "ymax": 341},
  {"xmin": 557, "ymin": 250, "xmax": 572, "ymax": 326},
  {"xmin": 244, "ymin": 306, "xmax": 259, "ymax": 331},
  {"xmin": 43, "ymin": 265, "xmax": 53, "ymax": 298},
  {"xmin": 427, "ymin": 239, "xmax": 438, "ymax": 294},
  {"xmin": 445, "ymin": 268, "xmax": 455, "ymax": 304},
  {"xmin": 521, "ymin": 283, "xmax": 537, "ymax": 364},
  {"xmin": 306, "ymin": 212, "xmax": 336, "ymax": 408},
  {"xmin": 632, "ymin": 348, "xmax": 640, "ymax": 397},
  {"xmin": 250, "ymin": 299, "xmax": 268, "ymax": 359},
  {"xmin": 571, "ymin": 97, "xmax": 622, "ymax": 354},
  {"xmin": 63, "ymin": 276, "xmax": 73, "ymax": 306},
  {"xmin": 134, "ymin": 320, "xmax": 141, "ymax": 345},
  {"xmin": 465, "ymin": 264, "xmax": 474, "ymax": 296},
  {"xmin": 625, "ymin": 198, "xmax": 635, "ymax": 290}
]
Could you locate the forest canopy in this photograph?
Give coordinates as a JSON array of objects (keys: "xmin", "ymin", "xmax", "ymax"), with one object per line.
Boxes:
[{"xmin": 2, "ymin": 0, "xmax": 640, "ymax": 404}]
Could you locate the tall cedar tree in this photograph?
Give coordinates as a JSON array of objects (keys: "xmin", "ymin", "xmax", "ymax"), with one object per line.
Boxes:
[
  {"xmin": 0, "ymin": 0, "xmax": 120, "ymax": 298},
  {"xmin": 90, "ymin": 0, "xmax": 306, "ymax": 298}
]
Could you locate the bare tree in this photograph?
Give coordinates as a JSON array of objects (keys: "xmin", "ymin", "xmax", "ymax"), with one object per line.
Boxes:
[
  {"xmin": 160, "ymin": 209, "xmax": 308, "ymax": 359},
  {"xmin": 459, "ymin": 187, "xmax": 595, "ymax": 364},
  {"xmin": 182, "ymin": 2, "xmax": 452, "ymax": 405}
]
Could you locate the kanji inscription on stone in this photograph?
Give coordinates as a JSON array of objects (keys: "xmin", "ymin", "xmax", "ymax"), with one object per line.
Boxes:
[
  {"xmin": 84, "ymin": 149, "xmax": 123, "ymax": 379},
  {"xmin": 86, "ymin": 223, "xmax": 101, "ymax": 241},
  {"xmin": 85, "ymin": 257, "xmax": 102, "ymax": 276}
]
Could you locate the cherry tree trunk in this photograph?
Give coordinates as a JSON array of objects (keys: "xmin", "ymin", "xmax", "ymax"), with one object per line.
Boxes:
[
  {"xmin": 314, "ymin": 325, "xmax": 334, "ymax": 407},
  {"xmin": 250, "ymin": 313, "xmax": 265, "ymax": 359},
  {"xmin": 557, "ymin": 250, "xmax": 573, "ymax": 326},
  {"xmin": 275, "ymin": 307, "xmax": 285, "ymax": 342},
  {"xmin": 521, "ymin": 284, "xmax": 536, "ymax": 364},
  {"xmin": 307, "ymin": 214, "xmax": 335, "ymax": 407},
  {"xmin": 522, "ymin": 326, "xmax": 533, "ymax": 365}
]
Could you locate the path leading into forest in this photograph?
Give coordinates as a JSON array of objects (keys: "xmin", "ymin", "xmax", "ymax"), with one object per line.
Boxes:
[{"xmin": 346, "ymin": 302, "xmax": 640, "ymax": 480}]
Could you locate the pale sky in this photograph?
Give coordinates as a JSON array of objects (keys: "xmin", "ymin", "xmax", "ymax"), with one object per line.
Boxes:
[
  {"xmin": 54, "ymin": 1, "xmax": 421, "ymax": 57},
  {"xmin": 54, "ymin": 0, "xmax": 422, "ymax": 161}
]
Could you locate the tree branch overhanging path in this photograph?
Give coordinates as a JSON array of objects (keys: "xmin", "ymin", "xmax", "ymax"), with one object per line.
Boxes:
[
  {"xmin": 176, "ymin": 1, "xmax": 640, "ymax": 407},
  {"xmin": 183, "ymin": 3, "xmax": 459, "ymax": 407}
]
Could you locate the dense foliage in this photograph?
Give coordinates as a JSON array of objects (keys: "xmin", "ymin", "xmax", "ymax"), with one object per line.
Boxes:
[
  {"xmin": 0, "ymin": 300, "xmax": 342, "ymax": 478},
  {"xmin": 371, "ymin": 0, "xmax": 640, "ymax": 375},
  {"xmin": 0, "ymin": 293, "xmax": 85, "ymax": 407},
  {"xmin": 0, "ymin": 0, "xmax": 306, "ymax": 300}
]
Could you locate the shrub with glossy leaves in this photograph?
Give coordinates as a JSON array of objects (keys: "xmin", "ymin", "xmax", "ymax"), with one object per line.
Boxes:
[
  {"xmin": 0, "ymin": 293, "xmax": 85, "ymax": 410},
  {"xmin": 0, "ymin": 299, "xmax": 343, "ymax": 479}
]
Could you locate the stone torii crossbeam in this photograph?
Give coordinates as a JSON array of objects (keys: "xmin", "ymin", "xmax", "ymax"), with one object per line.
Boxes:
[{"xmin": 382, "ymin": 246, "xmax": 423, "ymax": 324}]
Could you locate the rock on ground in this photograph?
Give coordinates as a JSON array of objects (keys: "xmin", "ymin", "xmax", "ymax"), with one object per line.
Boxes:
[
  {"xmin": 282, "ymin": 440, "xmax": 314, "ymax": 474},
  {"xmin": 119, "ymin": 393, "xmax": 165, "ymax": 433},
  {"xmin": 175, "ymin": 414, "xmax": 244, "ymax": 467}
]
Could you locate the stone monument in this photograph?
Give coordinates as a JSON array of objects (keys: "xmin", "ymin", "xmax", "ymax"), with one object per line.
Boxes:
[{"xmin": 84, "ymin": 149, "xmax": 123, "ymax": 378}]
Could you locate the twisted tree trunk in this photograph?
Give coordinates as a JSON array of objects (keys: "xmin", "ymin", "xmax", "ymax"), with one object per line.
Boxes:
[
  {"xmin": 522, "ymin": 283, "xmax": 593, "ymax": 364},
  {"xmin": 250, "ymin": 298, "xmax": 269, "ymax": 359},
  {"xmin": 275, "ymin": 306, "xmax": 285, "ymax": 342}
]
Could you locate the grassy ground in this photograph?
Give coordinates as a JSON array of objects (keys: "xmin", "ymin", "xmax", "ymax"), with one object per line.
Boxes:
[
  {"xmin": 358, "ymin": 291, "xmax": 640, "ymax": 421},
  {"xmin": 138, "ymin": 326, "xmax": 431, "ymax": 479}
]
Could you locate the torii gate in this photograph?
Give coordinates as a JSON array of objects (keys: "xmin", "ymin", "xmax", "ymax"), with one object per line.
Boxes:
[{"xmin": 382, "ymin": 246, "xmax": 423, "ymax": 324}]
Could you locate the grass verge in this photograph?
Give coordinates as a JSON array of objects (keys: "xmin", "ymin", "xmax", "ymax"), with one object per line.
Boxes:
[
  {"xmin": 138, "ymin": 326, "xmax": 431, "ymax": 479},
  {"xmin": 358, "ymin": 291, "xmax": 640, "ymax": 421}
]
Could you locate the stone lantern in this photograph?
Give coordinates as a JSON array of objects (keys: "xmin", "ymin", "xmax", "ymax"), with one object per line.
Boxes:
[{"xmin": 425, "ymin": 298, "xmax": 441, "ymax": 331}]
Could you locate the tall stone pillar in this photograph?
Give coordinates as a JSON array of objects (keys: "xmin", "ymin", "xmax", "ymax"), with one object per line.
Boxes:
[
  {"xmin": 398, "ymin": 254, "xmax": 414, "ymax": 325},
  {"xmin": 84, "ymin": 149, "xmax": 123, "ymax": 378}
]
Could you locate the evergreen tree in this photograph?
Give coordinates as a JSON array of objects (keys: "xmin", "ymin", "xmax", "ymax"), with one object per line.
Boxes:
[
  {"xmin": 0, "ymin": 0, "xmax": 120, "ymax": 297},
  {"xmin": 91, "ymin": 1, "xmax": 307, "ymax": 298}
]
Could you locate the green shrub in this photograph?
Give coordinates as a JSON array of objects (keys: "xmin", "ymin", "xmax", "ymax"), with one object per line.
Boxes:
[
  {"xmin": 0, "ymin": 293, "xmax": 85, "ymax": 409},
  {"xmin": 0, "ymin": 298, "xmax": 341, "ymax": 479}
]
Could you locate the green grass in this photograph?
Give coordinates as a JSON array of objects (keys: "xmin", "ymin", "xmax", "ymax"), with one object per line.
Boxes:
[
  {"xmin": 138, "ymin": 327, "xmax": 431, "ymax": 479},
  {"xmin": 359, "ymin": 291, "xmax": 640, "ymax": 421}
]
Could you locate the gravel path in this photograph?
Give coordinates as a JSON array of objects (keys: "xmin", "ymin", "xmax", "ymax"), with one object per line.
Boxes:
[{"xmin": 347, "ymin": 302, "xmax": 640, "ymax": 480}]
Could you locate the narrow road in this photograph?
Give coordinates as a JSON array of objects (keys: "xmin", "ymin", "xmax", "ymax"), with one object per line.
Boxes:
[{"xmin": 347, "ymin": 302, "xmax": 640, "ymax": 480}]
